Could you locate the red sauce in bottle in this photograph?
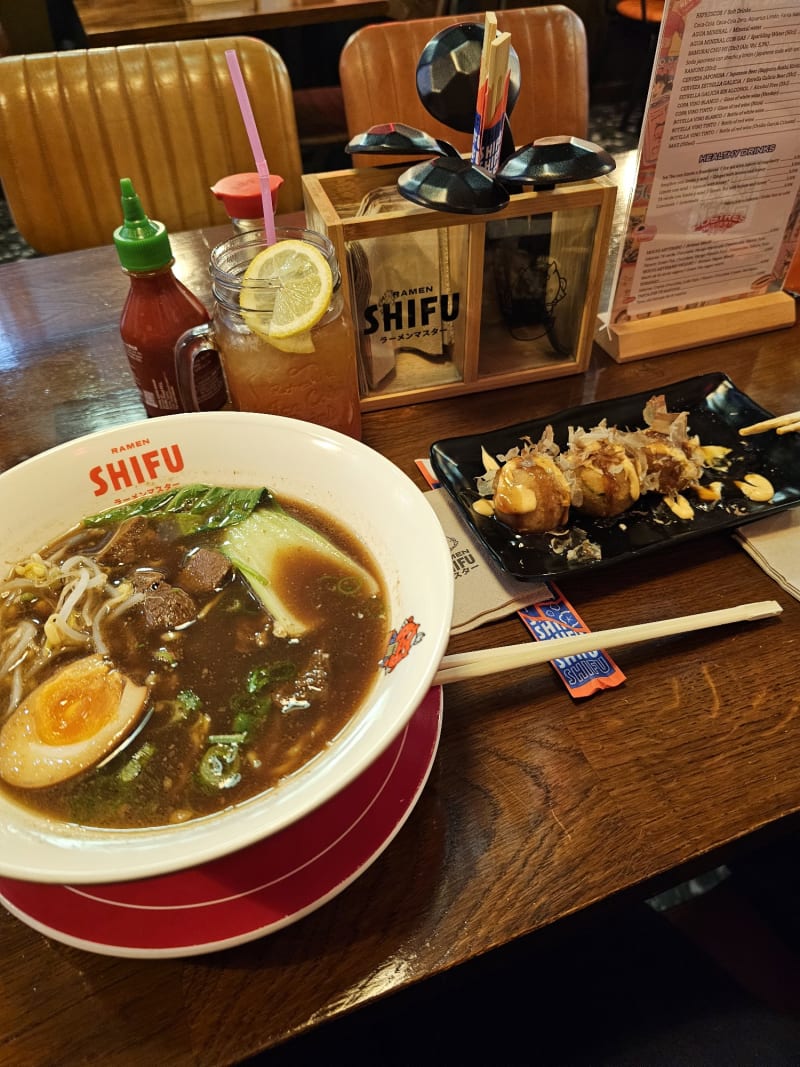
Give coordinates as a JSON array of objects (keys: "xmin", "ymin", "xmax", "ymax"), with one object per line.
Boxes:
[{"xmin": 114, "ymin": 178, "xmax": 227, "ymax": 417}]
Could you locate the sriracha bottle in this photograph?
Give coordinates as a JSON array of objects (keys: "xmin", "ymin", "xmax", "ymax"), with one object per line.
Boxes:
[{"xmin": 113, "ymin": 178, "xmax": 227, "ymax": 417}]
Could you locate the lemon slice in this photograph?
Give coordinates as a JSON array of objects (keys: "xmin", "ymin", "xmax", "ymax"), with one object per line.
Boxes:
[
  {"xmin": 269, "ymin": 330, "xmax": 315, "ymax": 354},
  {"xmin": 240, "ymin": 239, "xmax": 333, "ymax": 348}
]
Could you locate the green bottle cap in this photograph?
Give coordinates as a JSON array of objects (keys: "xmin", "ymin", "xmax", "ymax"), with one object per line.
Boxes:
[{"xmin": 113, "ymin": 178, "xmax": 172, "ymax": 271}]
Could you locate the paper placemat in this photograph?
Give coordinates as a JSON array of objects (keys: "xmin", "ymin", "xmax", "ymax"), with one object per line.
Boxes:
[
  {"xmin": 734, "ymin": 509, "xmax": 800, "ymax": 601},
  {"xmin": 425, "ymin": 487, "xmax": 550, "ymax": 634}
]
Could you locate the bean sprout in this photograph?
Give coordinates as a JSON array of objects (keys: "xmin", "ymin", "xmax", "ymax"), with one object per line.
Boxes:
[
  {"xmin": 91, "ymin": 590, "xmax": 144, "ymax": 656},
  {"xmin": 0, "ymin": 551, "xmax": 139, "ymax": 710},
  {"xmin": 0, "ymin": 621, "xmax": 37, "ymax": 677}
]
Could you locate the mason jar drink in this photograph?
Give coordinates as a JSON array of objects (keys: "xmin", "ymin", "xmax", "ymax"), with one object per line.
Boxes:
[{"xmin": 175, "ymin": 227, "xmax": 361, "ymax": 439}]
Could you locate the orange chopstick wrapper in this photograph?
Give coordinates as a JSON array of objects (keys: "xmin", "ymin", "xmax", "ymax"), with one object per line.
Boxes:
[{"xmin": 518, "ymin": 586, "xmax": 626, "ymax": 698}]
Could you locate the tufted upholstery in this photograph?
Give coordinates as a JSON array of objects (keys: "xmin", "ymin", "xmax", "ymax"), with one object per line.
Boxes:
[
  {"xmin": 339, "ymin": 6, "xmax": 589, "ymax": 167},
  {"xmin": 0, "ymin": 37, "xmax": 303, "ymax": 255}
]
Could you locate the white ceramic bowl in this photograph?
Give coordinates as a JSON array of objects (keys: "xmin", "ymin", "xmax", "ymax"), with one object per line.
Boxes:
[{"xmin": 0, "ymin": 412, "xmax": 453, "ymax": 884}]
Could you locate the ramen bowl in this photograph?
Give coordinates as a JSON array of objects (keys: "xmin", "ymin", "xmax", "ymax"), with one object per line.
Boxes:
[{"xmin": 0, "ymin": 412, "xmax": 453, "ymax": 884}]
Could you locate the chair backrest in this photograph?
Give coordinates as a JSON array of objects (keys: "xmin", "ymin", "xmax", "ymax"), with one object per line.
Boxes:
[
  {"xmin": 339, "ymin": 5, "xmax": 589, "ymax": 167},
  {"xmin": 0, "ymin": 37, "xmax": 304, "ymax": 255}
]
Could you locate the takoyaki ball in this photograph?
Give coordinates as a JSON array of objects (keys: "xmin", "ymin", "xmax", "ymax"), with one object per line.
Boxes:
[
  {"xmin": 630, "ymin": 395, "xmax": 705, "ymax": 495},
  {"xmin": 561, "ymin": 424, "xmax": 644, "ymax": 518},
  {"xmin": 636, "ymin": 436, "xmax": 703, "ymax": 495},
  {"xmin": 493, "ymin": 453, "xmax": 571, "ymax": 533}
]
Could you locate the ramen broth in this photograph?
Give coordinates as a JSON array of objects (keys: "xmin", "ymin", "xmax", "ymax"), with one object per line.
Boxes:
[{"xmin": 0, "ymin": 490, "xmax": 387, "ymax": 829}]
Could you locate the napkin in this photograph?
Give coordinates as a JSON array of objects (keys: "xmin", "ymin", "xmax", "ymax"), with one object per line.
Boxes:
[
  {"xmin": 424, "ymin": 487, "xmax": 551, "ymax": 634},
  {"xmin": 348, "ymin": 186, "xmax": 455, "ymax": 391},
  {"xmin": 734, "ymin": 509, "xmax": 800, "ymax": 601}
]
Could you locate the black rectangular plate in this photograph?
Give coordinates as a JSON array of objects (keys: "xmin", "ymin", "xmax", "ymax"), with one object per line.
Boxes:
[{"xmin": 429, "ymin": 372, "xmax": 800, "ymax": 581}]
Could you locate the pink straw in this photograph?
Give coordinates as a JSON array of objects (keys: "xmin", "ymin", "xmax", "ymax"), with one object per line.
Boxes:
[{"xmin": 225, "ymin": 49, "xmax": 277, "ymax": 245}]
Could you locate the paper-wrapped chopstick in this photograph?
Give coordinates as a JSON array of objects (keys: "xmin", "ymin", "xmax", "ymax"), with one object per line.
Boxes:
[
  {"xmin": 471, "ymin": 12, "xmax": 496, "ymax": 164},
  {"xmin": 432, "ymin": 600, "xmax": 781, "ymax": 685},
  {"xmin": 471, "ymin": 13, "xmax": 511, "ymax": 173},
  {"xmin": 739, "ymin": 411, "xmax": 800, "ymax": 436}
]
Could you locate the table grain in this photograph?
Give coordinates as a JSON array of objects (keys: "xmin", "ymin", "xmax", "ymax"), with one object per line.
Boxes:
[{"xmin": 0, "ymin": 228, "xmax": 799, "ymax": 1065}]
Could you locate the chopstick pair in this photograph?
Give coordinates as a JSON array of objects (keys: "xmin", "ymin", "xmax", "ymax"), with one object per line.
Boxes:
[
  {"xmin": 739, "ymin": 411, "xmax": 800, "ymax": 436},
  {"xmin": 432, "ymin": 600, "xmax": 781, "ymax": 685},
  {"xmin": 471, "ymin": 12, "xmax": 511, "ymax": 173}
]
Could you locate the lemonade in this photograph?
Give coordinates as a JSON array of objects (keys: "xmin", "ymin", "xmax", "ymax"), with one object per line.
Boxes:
[
  {"xmin": 216, "ymin": 306, "xmax": 361, "ymax": 438},
  {"xmin": 175, "ymin": 228, "xmax": 361, "ymax": 439}
]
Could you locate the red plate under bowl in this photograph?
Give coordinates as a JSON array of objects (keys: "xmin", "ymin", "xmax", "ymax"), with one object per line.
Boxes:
[{"xmin": 0, "ymin": 688, "xmax": 442, "ymax": 959}]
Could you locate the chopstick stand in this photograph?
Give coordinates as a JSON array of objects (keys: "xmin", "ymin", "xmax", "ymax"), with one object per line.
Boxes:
[{"xmin": 432, "ymin": 600, "xmax": 781, "ymax": 685}]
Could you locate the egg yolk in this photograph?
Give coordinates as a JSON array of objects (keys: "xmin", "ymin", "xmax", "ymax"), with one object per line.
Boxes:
[{"xmin": 35, "ymin": 668, "xmax": 122, "ymax": 745}]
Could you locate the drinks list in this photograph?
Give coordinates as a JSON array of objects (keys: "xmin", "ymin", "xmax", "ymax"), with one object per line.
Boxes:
[{"xmin": 606, "ymin": 0, "xmax": 800, "ymax": 326}]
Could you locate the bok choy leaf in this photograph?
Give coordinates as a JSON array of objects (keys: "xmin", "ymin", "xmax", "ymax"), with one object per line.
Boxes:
[
  {"xmin": 219, "ymin": 507, "xmax": 380, "ymax": 639},
  {"xmin": 84, "ymin": 485, "xmax": 269, "ymax": 534}
]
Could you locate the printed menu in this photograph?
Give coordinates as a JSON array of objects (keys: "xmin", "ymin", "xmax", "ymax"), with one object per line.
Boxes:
[{"xmin": 607, "ymin": 0, "xmax": 800, "ymax": 326}]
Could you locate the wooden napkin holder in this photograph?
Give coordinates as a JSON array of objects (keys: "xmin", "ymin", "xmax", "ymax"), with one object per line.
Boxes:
[{"xmin": 303, "ymin": 165, "xmax": 616, "ymax": 411}]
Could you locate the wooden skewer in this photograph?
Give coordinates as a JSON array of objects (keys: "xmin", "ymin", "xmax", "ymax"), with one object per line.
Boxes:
[
  {"xmin": 432, "ymin": 601, "xmax": 782, "ymax": 686},
  {"xmin": 739, "ymin": 411, "xmax": 800, "ymax": 435}
]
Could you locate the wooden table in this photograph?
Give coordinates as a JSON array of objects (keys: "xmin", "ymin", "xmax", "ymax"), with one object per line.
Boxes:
[
  {"xmin": 72, "ymin": 0, "xmax": 389, "ymax": 45},
  {"xmin": 1, "ymin": 227, "xmax": 800, "ymax": 1065}
]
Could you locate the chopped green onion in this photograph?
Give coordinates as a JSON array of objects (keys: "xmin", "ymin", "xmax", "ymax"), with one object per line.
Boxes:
[
  {"xmin": 270, "ymin": 661, "xmax": 297, "ymax": 683},
  {"xmin": 320, "ymin": 574, "xmax": 362, "ymax": 596},
  {"xmin": 246, "ymin": 661, "xmax": 295, "ymax": 693},
  {"xmin": 230, "ymin": 692, "xmax": 269, "ymax": 713},
  {"xmin": 336, "ymin": 575, "xmax": 361, "ymax": 596},
  {"xmin": 177, "ymin": 689, "xmax": 202, "ymax": 712},
  {"xmin": 232, "ymin": 711, "xmax": 254, "ymax": 735},
  {"xmin": 198, "ymin": 743, "xmax": 241, "ymax": 790},
  {"xmin": 230, "ymin": 692, "xmax": 271, "ymax": 736},
  {"xmin": 118, "ymin": 741, "xmax": 156, "ymax": 782},
  {"xmin": 208, "ymin": 732, "xmax": 247, "ymax": 745},
  {"xmin": 246, "ymin": 668, "xmax": 269, "ymax": 694}
]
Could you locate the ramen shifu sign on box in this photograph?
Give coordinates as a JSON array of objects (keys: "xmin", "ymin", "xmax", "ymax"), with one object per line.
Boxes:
[{"xmin": 303, "ymin": 166, "xmax": 617, "ymax": 412}]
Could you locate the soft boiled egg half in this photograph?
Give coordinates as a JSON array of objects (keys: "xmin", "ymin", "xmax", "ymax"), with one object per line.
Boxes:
[{"xmin": 0, "ymin": 654, "xmax": 149, "ymax": 789}]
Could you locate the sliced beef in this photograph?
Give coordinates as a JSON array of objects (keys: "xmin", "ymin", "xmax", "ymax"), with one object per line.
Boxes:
[
  {"xmin": 142, "ymin": 584, "xmax": 196, "ymax": 631},
  {"xmin": 125, "ymin": 570, "xmax": 196, "ymax": 631},
  {"xmin": 95, "ymin": 517, "xmax": 156, "ymax": 565},
  {"xmin": 177, "ymin": 548, "xmax": 231, "ymax": 595},
  {"xmin": 129, "ymin": 569, "xmax": 167, "ymax": 593}
]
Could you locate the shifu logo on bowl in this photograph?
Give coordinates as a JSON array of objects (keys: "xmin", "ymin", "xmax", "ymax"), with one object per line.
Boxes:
[{"xmin": 88, "ymin": 439, "xmax": 185, "ymax": 498}]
